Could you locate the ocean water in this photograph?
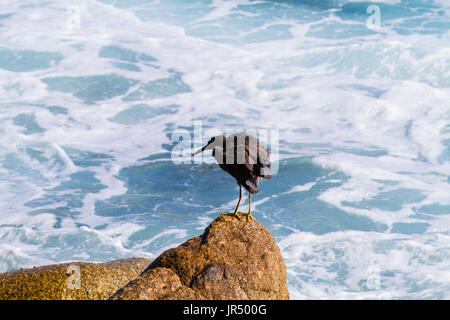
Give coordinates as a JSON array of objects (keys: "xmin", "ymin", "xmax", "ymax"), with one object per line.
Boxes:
[{"xmin": 0, "ymin": 0, "xmax": 449, "ymax": 299}]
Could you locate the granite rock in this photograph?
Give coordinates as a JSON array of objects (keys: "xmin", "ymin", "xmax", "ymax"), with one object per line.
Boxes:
[
  {"xmin": 0, "ymin": 257, "xmax": 151, "ymax": 300},
  {"xmin": 110, "ymin": 214, "xmax": 289, "ymax": 300}
]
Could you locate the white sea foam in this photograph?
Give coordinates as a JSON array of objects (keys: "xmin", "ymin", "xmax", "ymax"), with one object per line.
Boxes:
[
  {"xmin": 279, "ymin": 230, "xmax": 450, "ymax": 299},
  {"xmin": 0, "ymin": 0, "xmax": 449, "ymax": 299}
]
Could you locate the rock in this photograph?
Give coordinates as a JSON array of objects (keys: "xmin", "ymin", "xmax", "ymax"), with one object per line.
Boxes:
[
  {"xmin": 0, "ymin": 257, "xmax": 151, "ymax": 300},
  {"xmin": 110, "ymin": 214, "xmax": 289, "ymax": 300},
  {"xmin": 110, "ymin": 267, "xmax": 202, "ymax": 300}
]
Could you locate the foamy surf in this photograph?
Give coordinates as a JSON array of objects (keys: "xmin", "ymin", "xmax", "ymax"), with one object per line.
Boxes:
[{"xmin": 0, "ymin": 0, "xmax": 449, "ymax": 299}]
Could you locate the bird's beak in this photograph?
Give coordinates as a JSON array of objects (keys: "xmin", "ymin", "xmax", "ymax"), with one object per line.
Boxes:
[{"xmin": 192, "ymin": 144, "xmax": 207, "ymax": 156}]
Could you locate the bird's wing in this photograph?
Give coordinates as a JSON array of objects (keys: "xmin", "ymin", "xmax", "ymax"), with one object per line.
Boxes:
[
  {"xmin": 244, "ymin": 137, "xmax": 272, "ymax": 180},
  {"xmin": 225, "ymin": 133, "xmax": 272, "ymax": 175},
  {"xmin": 245, "ymin": 137, "xmax": 271, "ymax": 169},
  {"xmin": 257, "ymin": 143, "xmax": 271, "ymax": 169}
]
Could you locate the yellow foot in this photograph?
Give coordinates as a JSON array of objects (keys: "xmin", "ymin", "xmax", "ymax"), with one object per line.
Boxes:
[{"xmin": 244, "ymin": 213, "xmax": 256, "ymax": 221}]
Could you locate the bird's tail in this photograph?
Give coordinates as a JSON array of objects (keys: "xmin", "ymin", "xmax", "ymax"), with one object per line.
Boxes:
[
  {"xmin": 244, "ymin": 178, "xmax": 260, "ymax": 194},
  {"xmin": 259, "ymin": 167, "xmax": 272, "ymax": 180}
]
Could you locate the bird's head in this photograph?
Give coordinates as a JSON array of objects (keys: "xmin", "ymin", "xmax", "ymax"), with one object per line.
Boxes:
[{"xmin": 192, "ymin": 135, "xmax": 225, "ymax": 155}]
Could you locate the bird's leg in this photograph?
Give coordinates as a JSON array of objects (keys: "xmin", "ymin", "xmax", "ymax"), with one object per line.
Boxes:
[
  {"xmin": 245, "ymin": 194, "xmax": 256, "ymax": 221},
  {"xmin": 222, "ymin": 185, "xmax": 243, "ymax": 219}
]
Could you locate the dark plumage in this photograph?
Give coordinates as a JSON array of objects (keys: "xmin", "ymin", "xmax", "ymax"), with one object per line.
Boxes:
[{"xmin": 192, "ymin": 132, "xmax": 272, "ymax": 220}]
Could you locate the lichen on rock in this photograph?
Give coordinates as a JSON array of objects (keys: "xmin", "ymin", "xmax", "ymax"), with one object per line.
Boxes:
[{"xmin": 0, "ymin": 257, "xmax": 151, "ymax": 300}]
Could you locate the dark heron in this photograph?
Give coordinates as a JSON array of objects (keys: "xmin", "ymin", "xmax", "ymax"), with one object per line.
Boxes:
[{"xmin": 192, "ymin": 132, "xmax": 272, "ymax": 220}]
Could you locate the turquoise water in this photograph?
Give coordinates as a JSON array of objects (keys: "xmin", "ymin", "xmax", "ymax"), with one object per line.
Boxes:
[{"xmin": 0, "ymin": 0, "xmax": 449, "ymax": 299}]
